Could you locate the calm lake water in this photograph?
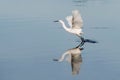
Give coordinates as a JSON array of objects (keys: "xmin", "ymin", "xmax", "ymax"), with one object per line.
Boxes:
[{"xmin": 0, "ymin": 0, "xmax": 120, "ymax": 80}]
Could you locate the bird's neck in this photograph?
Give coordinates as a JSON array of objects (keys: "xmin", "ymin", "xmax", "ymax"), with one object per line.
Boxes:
[{"xmin": 60, "ymin": 20, "xmax": 70, "ymax": 32}]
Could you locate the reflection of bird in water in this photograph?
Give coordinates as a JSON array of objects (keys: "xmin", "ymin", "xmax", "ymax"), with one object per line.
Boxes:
[
  {"xmin": 53, "ymin": 44, "xmax": 83, "ymax": 75},
  {"xmin": 54, "ymin": 10, "xmax": 97, "ymax": 46}
]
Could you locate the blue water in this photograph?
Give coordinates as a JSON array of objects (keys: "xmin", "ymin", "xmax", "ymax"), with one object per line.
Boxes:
[{"xmin": 0, "ymin": 0, "xmax": 120, "ymax": 80}]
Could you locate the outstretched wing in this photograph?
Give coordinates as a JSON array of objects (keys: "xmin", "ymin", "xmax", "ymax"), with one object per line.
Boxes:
[
  {"xmin": 72, "ymin": 10, "xmax": 83, "ymax": 29},
  {"xmin": 66, "ymin": 16, "xmax": 73, "ymax": 28}
]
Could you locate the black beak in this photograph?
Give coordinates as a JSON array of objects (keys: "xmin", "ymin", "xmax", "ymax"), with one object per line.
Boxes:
[
  {"xmin": 53, "ymin": 59, "xmax": 59, "ymax": 61},
  {"xmin": 54, "ymin": 20, "xmax": 59, "ymax": 22}
]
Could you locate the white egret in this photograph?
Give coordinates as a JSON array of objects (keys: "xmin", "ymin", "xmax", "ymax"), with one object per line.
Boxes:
[
  {"xmin": 54, "ymin": 10, "xmax": 97, "ymax": 46},
  {"xmin": 54, "ymin": 10, "xmax": 83, "ymax": 38}
]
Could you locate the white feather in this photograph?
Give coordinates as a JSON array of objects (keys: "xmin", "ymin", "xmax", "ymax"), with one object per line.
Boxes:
[
  {"xmin": 66, "ymin": 16, "xmax": 73, "ymax": 28},
  {"xmin": 72, "ymin": 10, "xmax": 83, "ymax": 29}
]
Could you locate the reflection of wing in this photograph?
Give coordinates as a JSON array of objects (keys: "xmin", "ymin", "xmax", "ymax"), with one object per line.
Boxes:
[
  {"xmin": 66, "ymin": 16, "xmax": 73, "ymax": 28},
  {"xmin": 71, "ymin": 54, "xmax": 82, "ymax": 75},
  {"xmin": 72, "ymin": 10, "xmax": 83, "ymax": 29}
]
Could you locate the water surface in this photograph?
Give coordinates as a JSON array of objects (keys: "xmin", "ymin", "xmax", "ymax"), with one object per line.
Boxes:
[{"xmin": 0, "ymin": 0, "xmax": 120, "ymax": 80}]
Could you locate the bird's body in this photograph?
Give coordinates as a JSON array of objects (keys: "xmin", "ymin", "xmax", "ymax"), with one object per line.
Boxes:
[{"xmin": 58, "ymin": 20, "xmax": 82, "ymax": 36}]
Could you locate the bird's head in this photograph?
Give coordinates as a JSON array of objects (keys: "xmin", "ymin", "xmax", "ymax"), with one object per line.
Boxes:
[{"xmin": 54, "ymin": 20, "xmax": 63, "ymax": 23}]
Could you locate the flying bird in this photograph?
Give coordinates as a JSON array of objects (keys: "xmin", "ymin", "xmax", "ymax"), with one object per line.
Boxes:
[
  {"xmin": 54, "ymin": 10, "xmax": 83, "ymax": 37},
  {"xmin": 54, "ymin": 10, "xmax": 97, "ymax": 46}
]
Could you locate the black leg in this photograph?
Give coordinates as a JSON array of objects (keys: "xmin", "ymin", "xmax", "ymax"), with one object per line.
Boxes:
[{"xmin": 79, "ymin": 41, "xmax": 85, "ymax": 47}]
